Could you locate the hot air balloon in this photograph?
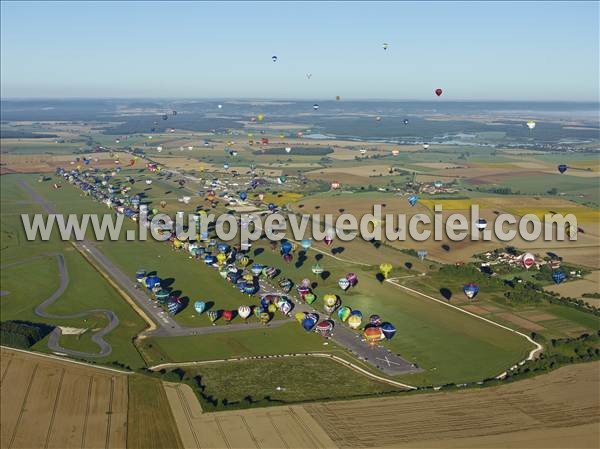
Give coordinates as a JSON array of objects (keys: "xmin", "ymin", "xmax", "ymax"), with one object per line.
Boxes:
[
  {"xmin": 347, "ymin": 313, "xmax": 362, "ymax": 330},
  {"xmin": 337, "ymin": 306, "xmax": 352, "ymax": 322},
  {"xmin": 522, "ymin": 253, "xmax": 536, "ymax": 269},
  {"xmin": 302, "ymin": 316, "xmax": 317, "ymax": 331},
  {"xmin": 316, "ymin": 320, "xmax": 334, "ymax": 337},
  {"xmin": 338, "ymin": 278, "xmax": 350, "ymax": 290},
  {"xmin": 408, "ymin": 195, "xmax": 418, "ymax": 207},
  {"xmin": 463, "ymin": 283, "xmax": 479, "ymax": 300},
  {"xmin": 278, "ymin": 278, "xmax": 292, "ymax": 292},
  {"xmin": 284, "ymin": 147, "xmax": 292, "ymax": 154},
  {"xmin": 558, "ymin": 164, "xmax": 568, "ymax": 174},
  {"xmin": 381, "ymin": 322, "xmax": 396, "ymax": 340},
  {"xmin": 167, "ymin": 299, "xmax": 180, "ymax": 316},
  {"xmin": 323, "ymin": 294, "xmax": 337, "ymax": 308},
  {"xmin": 382, "ymin": 43, "xmax": 389, "ymax": 50},
  {"xmin": 417, "ymin": 249, "xmax": 428, "ymax": 260},
  {"xmin": 403, "ymin": 119, "xmax": 409, "ymax": 125},
  {"xmin": 336, "ymin": 95, "xmax": 341, "ymax": 101},
  {"xmin": 313, "ymin": 104, "xmax": 319, "ymax": 111},
  {"xmin": 257, "ymin": 113, "xmax": 264, "ymax": 121},
  {"xmin": 300, "ymin": 239, "xmax": 312, "ymax": 250},
  {"xmin": 208, "ymin": 310, "xmax": 219, "ymax": 324},
  {"xmin": 282, "ymin": 253, "xmax": 293, "ymax": 263},
  {"xmin": 280, "ymin": 300, "xmax": 293, "ymax": 315},
  {"xmin": 251, "ymin": 263, "xmax": 264, "ymax": 277},
  {"xmin": 222, "ymin": 310, "xmax": 234, "ymax": 322},
  {"xmin": 526, "ymin": 120, "xmax": 536, "ymax": 130},
  {"xmin": 194, "ymin": 301, "xmax": 206, "ymax": 314},
  {"xmin": 364, "ymin": 327, "xmax": 385, "ymax": 345},
  {"xmin": 300, "ymin": 278, "xmax": 311, "ymax": 289},
  {"xmin": 423, "ymin": 143, "xmax": 430, "ymax": 150},
  {"xmin": 271, "ymin": 55, "xmax": 278, "ymax": 62},
  {"xmin": 311, "ymin": 263, "xmax": 324, "ymax": 275},
  {"xmin": 552, "ymin": 270, "xmax": 566, "ymax": 284},
  {"xmin": 346, "ymin": 273, "xmax": 358, "ymax": 286},
  {"xmin": 304, "ymin": 293, "xmax": 317, "ymax": 305},
  {"xmin": 145, "ymin": 275, "xmax": 161, "ymax": 290},
  {"xmin": 435, "ymin": 88, "xmax": 443, "ymax": 97},
  {"xmin": 323, "ymin": 228, "xmax": 335, "ymax": 246},
  {"xmin": 278, "ymin": 175, "xmax": 287, "ymax": 184},
  {"xmin": 475, "ymin": 218, "xmax": 487, "ymax": 232},
  {"xmin": 306, "ymin": 73, "xmax": 312, "ymax": 79},
  {"xmin": 376, "ymin": 116, "xmax": 382, "ymax": 122},
  {"xmin": 369, "ymin": 314, "xmax": 382, "ymax": 326},
  {"xmin": 280, "ymin": 240, "xmax": 293, "ymax": 255},
  {"xmin": 330, "ymin": 181, "xmax": 341, "ymax": 190},
  {"xmin": 260, "ymin": 311, "xmax": 271, "ymax": 324},
  {"xmin": 135, "ymin": 269, "xmax": 146, "ymax": 282},
  {"xmin": 379, "ymin": 263, "xmax": 392, "ymax": 279},
  {"xmin": 295, "ymin": 312, "xmax": 306, "ymax": 323},
  {"xmin": 268, "ymin": 203, "xmax": 276, "ymax": 212}
]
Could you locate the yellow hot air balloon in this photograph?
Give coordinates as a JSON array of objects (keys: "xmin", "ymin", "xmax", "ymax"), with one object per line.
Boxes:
[
  {"xmin": 216, "ymin": 253, "xmax": 227, "ymax": 265},
  {"xmin": 240, "ymin": 256, "xmax": 249, "ymax": 267},
  {"xmin": 323, "ymin": 294, "xmax": 337, "ymax": 307},
  {"xmin": 295, "ymin": 312, "xmax": 306, "ymax": 323},
  {"xmin": 173, "ymin": 238, "xmax": 183, "ymax": 249},
  {"xmin": 379, "ymin": 262, "xmax": 392, "ymax": 279},
  {"xmin": 268, "ymin": 303, "xmax": 277, "ymax": 313},
  {"xmin": 257, "ymin": 114, "xmax": 264, "ymax": 121},
  {"xmin": 348, "ymin": 314, "xmax": 362, "ymax": 330},
  {"xmin": 243, "ymin": 273, "xmax": 254, "ymax": 282}
]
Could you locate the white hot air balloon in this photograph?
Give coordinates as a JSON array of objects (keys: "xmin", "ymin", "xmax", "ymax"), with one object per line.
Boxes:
[
  {"xmin": 526, "ymin": 120, "xmax": 536, "ymax": 130},
  {"xmin": 238, "ymin": 305, "xmax": 251, "ymax": 319},
  {"xmin": 285, "ymin": 147, "xmax": 292, "ymax": 153}
]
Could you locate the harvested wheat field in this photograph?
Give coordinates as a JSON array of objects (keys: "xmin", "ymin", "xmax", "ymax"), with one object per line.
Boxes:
[
  {"xmin": 0, "ymin": 347, "xmax": 128, "ymax": 449},
  {"xmin": 304, "ymin": 362, "xmax": 600, "ymax": 449},
  {"xmin": 163, "ymin": 382, "xmax": 338, "ymax": 449}
]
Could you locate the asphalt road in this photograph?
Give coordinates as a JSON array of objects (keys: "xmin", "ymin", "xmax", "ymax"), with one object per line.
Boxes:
[{"xmin": 22, "ymin": 180, "xmax": 419, "ymax": 375}]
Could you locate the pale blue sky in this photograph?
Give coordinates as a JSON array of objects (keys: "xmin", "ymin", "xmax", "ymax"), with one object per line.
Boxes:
[{"xmin": 1, "ymin": 1, "xmax": 598, "ymax": 100}]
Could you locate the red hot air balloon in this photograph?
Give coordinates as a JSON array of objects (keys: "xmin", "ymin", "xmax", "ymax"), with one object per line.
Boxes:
[
  {"xmin": 435, "ymin": 88, "xmax": 443, "ymax": 97},
  {"xmin": 223, "ymin": 310, "xmax": 234, "ymax": 322}
]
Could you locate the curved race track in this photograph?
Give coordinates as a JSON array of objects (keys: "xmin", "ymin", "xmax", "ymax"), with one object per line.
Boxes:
[{"xmin": 32, "ymin": 254, "xmax": 119, "ymax": 358}]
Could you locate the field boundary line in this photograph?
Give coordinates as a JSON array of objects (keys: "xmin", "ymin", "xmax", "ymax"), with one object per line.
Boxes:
[
  {"xmin": 0, "ymin": 346, "xmax": 133, "ymax": 375},
  {"xmin": 43, "ymin": 368, "xmax": 65, "ymax": 449},
  {"xmin": 69, "ymin": 241, "xmax": 158, "ymax": 335},
  {"xmin": 8, "ymin": 363, "xmax": 38, "ymax": 449},
  {"xmin": 148, "ymin": 352, "xmax": 417, "ymax": 390},
  {"xmin": 386, "ymin": 278, "xmax": 544, "ymax": 374}
]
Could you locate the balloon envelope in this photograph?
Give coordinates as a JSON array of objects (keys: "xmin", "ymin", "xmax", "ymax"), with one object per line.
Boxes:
[
  {"xmin": 558, "ymin": 164, "xmax": 568, "ymax": 174},
  {"xmin": 435, "ymin": 88, "xmax": 443, "ymax": 96},
  {"xmin": 463, "ymin": 283, "xmax": 480, "ymax": 299},
  {"xmin": 238, "ymin": 305, "xmax": 251, "ymax": 319},
  {"xmin": 381, "ymin": 322, "xmax": 396, "ymax": 340},
  {"xmin": 337, "ymin": 306, "xmax": 352, "ymax": 322},
  {"xmin": 194, "ymin": 301, "xmax": 206, "ymax": 314}
]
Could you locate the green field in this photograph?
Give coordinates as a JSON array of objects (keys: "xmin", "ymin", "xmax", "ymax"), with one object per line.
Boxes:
[{"xmin": 184, "ymin": 357, "xmax": 401, "ymax": 411}]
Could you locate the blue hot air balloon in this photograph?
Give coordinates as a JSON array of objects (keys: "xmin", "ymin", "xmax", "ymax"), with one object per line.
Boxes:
[
  {"xmin": 552, "ymin": 270, "xmax": 567, "ymax": 284},
  {"xmin": 381, "ymin": 322, "xmax": 396, "ymax": 340},
  {"xmin": 558, "ymin": 164, "xmax": 568, "ymax": 174},
  {"xmin": 475, "ymin": 219, "xmax": 487, "ymax": 232},
  {"xmin": 408, "ymin": 195, "xmax": 418, "ymax": 207},
  {"xmin": 302, "ymin": 316, "xmax": 317, "ymax": 331},
  {"xmin": 417, "ymin": 250, "xmax": 428, "ymax": 260},
  {"xmin": 240, "ymin": 191, "xmax": 247, "ymax": 201},
  {"xmin": 280, "ymin": 240, "xmax": 293, "ymax": 255},
  {"xmin": 194, "ymin": 301, "xmax": 206, "ymax": 314},
  {"xmin": 251, "ymin": 263, "xmax": 264, "ymax": 277},
  {"xmin": 463, "ymin": 283, "xmax": 480, "ymax": 300},
  {"xmin": 268, "ymin": 203, "xmax": 276, "ymax": 212},
  {"xmin": 300, "ymin": 239, "xmax": 312, "ymax": 250},
  {"xmin": 204, "ymin": 254, "xmax": 216, "ymax": 265},
  {"xmin": 217, "ymin": 242, "xmax": 230, "ymax": 254},
  {"xmin": 145, "ymin": 275, "xmax": 161, "ymax": 290}
]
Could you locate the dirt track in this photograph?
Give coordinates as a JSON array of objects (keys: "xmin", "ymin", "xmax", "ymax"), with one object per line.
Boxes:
[{"xmin": 0, "ymin": 347, "xmax": 128, "ymax": 449}]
